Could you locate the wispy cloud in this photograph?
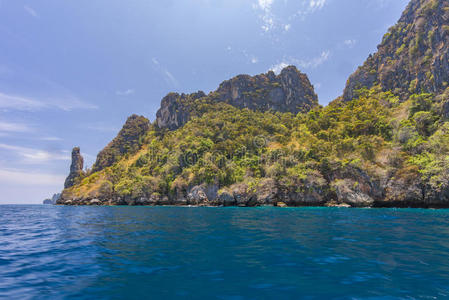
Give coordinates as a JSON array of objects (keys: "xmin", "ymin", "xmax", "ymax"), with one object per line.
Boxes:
[
  {"xmin": 270, "ymin": 62, "xmax": 290, "ymax": 74},
  {"xmin": 24, "ymin": 5, "xmax": 38, "ymax": 18},
  {"xmin": 0, "ymin": 168, "xmax": 65, "ymax": 186},
  {"xmin": 0, "ymin": 143, "xmax": 70, "ymax": 163},
  {"xmin": 270, "ymin": 50, "xmax": 331, "ymax": 74},
  {"xmin": 253, "ymin": 0, "xmax": 329, "ymax": 33},
  {"xmin": 309, "ymin": 0, "xmax": 327, "ymax": 11},
  {"xmin": 0, "ymin": 92, "xmax": 98, "ymax": 112},
  {"xmin": 0, "ymin": 121, "xmax": 33, "ymax": 133},
  {"xmin": 40, "ymin": 136, "xmax": 63, "ymax": 141},
  {"xmin": 344, "ymin": 39, "xmax": 357, "ymax": 48},
  {"xmin": 85, "ymin": 123, "xmax": 119, "ymax": 133},
  {"xmin": 253, "ymin": 0, "xmax": 275, "ymax": 32},
  {"xmin": 296, "ymin": 50, "xmax": 330, "ymax": 69},
  {"xmin": 152, "ymin": 58, "xmax": 179, "ymax": 87},
  {"xmin": 116, "ymin": 89, "xmax": 135, "ymax": 96}
]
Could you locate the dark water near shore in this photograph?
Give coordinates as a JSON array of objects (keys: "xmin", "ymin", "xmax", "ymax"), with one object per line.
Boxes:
[{"xmin": 1, "ymin": 206, "xmax": 449, "ymax": 299}]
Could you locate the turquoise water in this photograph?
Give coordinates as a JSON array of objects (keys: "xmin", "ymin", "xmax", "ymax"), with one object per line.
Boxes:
[{"xmin": 1, "ymin": 206, "xmax": 449, "ymax": 299}]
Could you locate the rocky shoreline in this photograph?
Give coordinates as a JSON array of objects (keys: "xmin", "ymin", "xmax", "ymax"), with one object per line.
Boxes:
[{"xmin": 58, "ymin": 173, "xmax": 449, "ymax": 208}]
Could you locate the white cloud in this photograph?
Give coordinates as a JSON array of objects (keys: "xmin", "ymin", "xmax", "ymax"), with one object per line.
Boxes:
[
  {"xmin": 253, "ymin": 0, "xmax": 275, "ymax": 32},
  {"xmin": 0, "ymin": 143, "xmax": 70, "ymax": 163},
  {"xmin": 251, "ymin": 57, "xmax": 259, "ymax": 64},
  {"xmin": 40, "ymin": 136, "xmax": 63, "ymax": 141},
  {"xmin": 297, "ymin": 50, "xmax": 330, "ymax": 69},
  {"xmin": 271, "ymin": 50, "xmax": 330, "ymax": 73},
  {"xmin": 292, "ymin": 0, "xmax": 328, "ymax": 20},
  {"xmin": 0, "ymin": 121, "xmax": 33, "ymax": 133},
  {"xmin": 24, "ymin": 5, "xmax": 38, "ymax": 18},
  {"xmin": 0, "ymin": 92, "xmax": 98, "ymax": 112},
  {"xmin": 309, "ymin": 0, "xmax": 326, "ymax": 11},
  {"xmin": 151, "ymin": 58, "xmax": 179, "ymax": 87},
  {"xmin": 116, "ymin": 89, "xmax": 135, "ymax": 96},
  {"xmin": 270, "ymin": 62, "xmax": 289, "ymax": 74},
  {"xmin": 258, "ymin": 0, "xmax": 273, "ymax": 11},
  {"xmin": 253, "ymin": 0, "xmax": 328, "ymax": 33},
  {"xmin": 344, "ymin": 39, "xmax": 357, "ymax": 48},
  {"xmin": 0, "ymin": 168, "xmax": 65, "ymax": 186},
  {"xmin": 85, "ymin": 123, "xmax": 119, "ymax": 133}
]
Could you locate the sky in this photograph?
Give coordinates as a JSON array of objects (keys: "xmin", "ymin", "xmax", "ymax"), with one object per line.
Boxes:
[{"xmin": 0, "ymin": 0, "xmax": 410, "ymax": 204}]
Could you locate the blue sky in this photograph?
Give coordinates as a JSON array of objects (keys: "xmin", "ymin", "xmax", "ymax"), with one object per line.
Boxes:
[{"xmin": 0, "ymin": 0, "xmax": 409, "ymax": 204}]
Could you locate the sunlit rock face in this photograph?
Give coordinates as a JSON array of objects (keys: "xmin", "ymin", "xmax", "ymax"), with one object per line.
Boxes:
[
  {"xmin": 344, "ymin": 0, "xmax": 449, "ymax": 101},
  {"xmin": 64, "ymin": 147, "xmax": 84, "ymax": 189},
  {"xmin": 156, "ymin": 65, "xmax": 318, "ymax": 130}
]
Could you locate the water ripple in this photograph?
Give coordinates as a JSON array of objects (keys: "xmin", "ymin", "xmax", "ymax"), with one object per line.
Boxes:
[{"xmin": 1, "ymin": 205, "xmax": 449, "ymax": 299}]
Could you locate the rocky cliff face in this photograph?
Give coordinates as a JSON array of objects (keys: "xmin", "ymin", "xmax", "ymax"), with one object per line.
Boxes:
[
  {"xmin": 64, "ymin": 147, "xmax": 84, "ymax": 189},
  {"xmin": 156, "ymin": 65, "xmax": 318, "ymax": 130},
  {"xmin": 155, "ymin": 91, "xmax": 206, "ymax": 130},
  {"xmin": 92, "ymin": 115, "xmax": 150, "ymax": 172},
  {"xmin": 344, "ymin": 0, "xmax": 449, "ymax": 101},
  {"xmin": 214, "ymin": 66, "xmax": 318, "ymax": 114}
]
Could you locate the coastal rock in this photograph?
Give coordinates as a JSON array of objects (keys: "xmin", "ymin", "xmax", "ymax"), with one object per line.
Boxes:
[
  {"xmin": 325, "ymin": 201, "xmax": 351, "ymax": 208},
  {"xmin": 218, "ymin": 191, "xmax": 236, "ymax": 207},
  {"xmin": 331, "ymin": 179, "xmax": 375, "ymax": 207},
  {"xmin": 43, "ymin": 193, "xmax": 61, "ymax": 205},
  {"xmin": 278, "ymin": 170, "xmax": 328, "ymax": 206},
  {"xmin": 64, "ymin": 147, "xmax": 84, "ymax": 189},
  {"xmin": 254, "ymin": 178, "xmax": 278, "ymax": 205},
  {"xmin": 379, "ymin": 175, "xmax": 424, "ymax": 207},
  {"xmin": 187, "ymin": 185, "xmax": 212, "ymax": 205},
  {"xmin": 90, "ymin": 199, "xmax": 101, "ymax": 205},
  {"xmin": 230, "ymin": 183, "xmax": 257, "ymax": 207}
]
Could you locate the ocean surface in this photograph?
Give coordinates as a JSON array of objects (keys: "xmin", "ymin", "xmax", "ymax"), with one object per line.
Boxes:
[{"xmin": 1, "ymin": 206, "xmax": 449, "ymax": 299}]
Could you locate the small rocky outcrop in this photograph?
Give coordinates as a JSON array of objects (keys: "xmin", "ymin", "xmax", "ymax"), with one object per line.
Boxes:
[
  {"xmin": 331, "ymin": 179, "xmax": 375, "ymax": 207},
  {"xmin": 343, "ymin": 0, "xmax": 449, "ymax": 101},
  {"xmin": 155, "ymin": 66, "xmax": 318, "ymax": 130},
  {"xmin": 43, "ymin": 193, "xmax": 61, "ymax": 205},
  {"xmin": 277, "ymin": 170, "xmax": 328, "ymax": 206},
  {"xmin": 64, "ymin": 148, "xmax": 84, "ymax": 189}
]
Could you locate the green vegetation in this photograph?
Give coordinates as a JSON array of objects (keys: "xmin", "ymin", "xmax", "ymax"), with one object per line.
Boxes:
[
  {"xmin": 62, "ymin": 84, "xmax": 449, "ymax": 205},
  {"xmin": 61, "ymin": 0, "xmax": 449, "ymax": 207}
]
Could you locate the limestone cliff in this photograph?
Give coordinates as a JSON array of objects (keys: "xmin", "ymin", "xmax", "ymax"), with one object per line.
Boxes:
[
  {"xmin": 343, "ymin": 0, "xmax": 449, "ymax": 101},
  {"xmin": 64, "ymin": 147, "xmax": 84, "ymax": 189},
  {"xmin": 156, "ymin": 65, "xmax": 318, "ymax": 130},
  {"xmin": 92, "ymin": 115, "xmax": 150, "ymax": 172}
]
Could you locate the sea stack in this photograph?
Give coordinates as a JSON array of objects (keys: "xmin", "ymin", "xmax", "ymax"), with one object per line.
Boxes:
[{"xmin": 64, "ymin": 147, "xmax": 84, "ymax": 189}]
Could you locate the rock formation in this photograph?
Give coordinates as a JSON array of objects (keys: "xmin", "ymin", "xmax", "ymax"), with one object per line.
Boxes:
[
  {"xmin": 156, "ymin": 65, "xmax": 318, "ymax": 130},
  {"xmin": 43, "ymin": 193, "xmax": 61, "ymax": 205},
  {"xmin": 92, "ymin": 115, "xmax": 150, "ymax": 172},
  {"xmin": 64, "ymin": 148, "xmax": 84, "ymax": 189},
  {"xmin": 156, "ymin": 92, "xmax": 206, "ymax": 130},
  {"xmin": 59, "ymin": 0, "xmax": 449, "ymax": 208},
  {"xmin": 343, "ymin": 0, "xmax": 449, "ymax": 101}
]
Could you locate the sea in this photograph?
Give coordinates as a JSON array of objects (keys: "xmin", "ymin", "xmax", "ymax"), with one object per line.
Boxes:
[{"xmin": 1, "ymin": 205, "xmax": 449, "ymax": 299}]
